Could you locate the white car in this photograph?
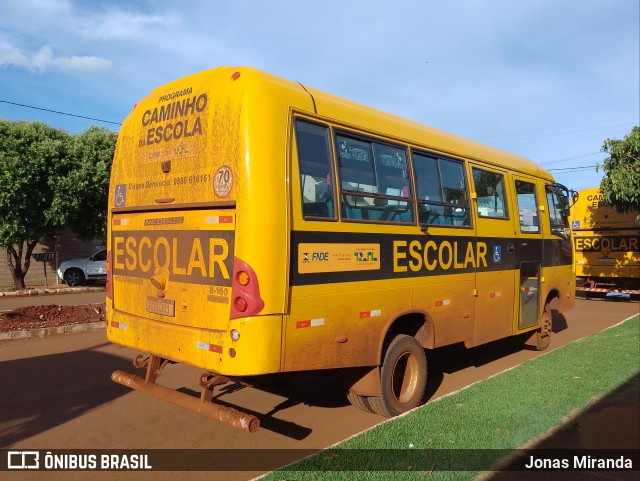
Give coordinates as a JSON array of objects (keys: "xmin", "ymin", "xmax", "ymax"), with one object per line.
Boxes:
[{"xmin": 57, "ymin": 250, "xmax": 107, "ymax": 286}]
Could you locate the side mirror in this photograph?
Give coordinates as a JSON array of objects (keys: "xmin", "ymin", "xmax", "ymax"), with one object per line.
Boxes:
[{"xmin": 548, "ymin": 183, "xmax": 578, "ymax": 216}]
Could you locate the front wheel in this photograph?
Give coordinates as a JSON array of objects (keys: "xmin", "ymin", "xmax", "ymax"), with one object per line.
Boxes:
[
  {"xmin": 535, "ymin": 302, "xmax": 552, "ymax": 351},
  {"xmin": 367, "ymin": 334, "xmax": 427, "ymax": 417},
  {"xmin": 64, "ymin": 268, "xmax": 85, "ymax": 286}
]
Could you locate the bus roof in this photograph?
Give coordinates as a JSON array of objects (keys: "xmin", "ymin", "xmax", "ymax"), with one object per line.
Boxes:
[
  {"xmin": 302, "ymin": 79, "xmax": 551, "ymax": 181},
  {"xmin": 130, "ymin": 66, "xmax": 553, "ymax": 182}
]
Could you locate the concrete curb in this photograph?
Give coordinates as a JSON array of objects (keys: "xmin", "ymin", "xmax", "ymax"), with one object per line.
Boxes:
[
  {"xmin": 0, "ymin": 286, "xmax": 105, "ymax": 298},
  {"xmin": 0, "ymin": 320, "xmax": 106, "ymax": 341}
]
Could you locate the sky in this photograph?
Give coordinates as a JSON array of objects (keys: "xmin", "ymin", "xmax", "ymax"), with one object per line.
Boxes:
[{"xmin": 0, "ymin": 0, "xmax": 638, "ymax": 193}]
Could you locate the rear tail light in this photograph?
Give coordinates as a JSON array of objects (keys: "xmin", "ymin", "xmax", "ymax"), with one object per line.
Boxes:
[
  {"xmin": 230, "ymin": 256, "xmax": 264, "ymax": 319},
  {"xmin": 233, "ymin": 296, "xmax": 248, "ymax": 312}
]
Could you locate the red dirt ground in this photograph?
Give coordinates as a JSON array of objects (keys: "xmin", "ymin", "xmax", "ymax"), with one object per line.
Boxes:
[{"xmin": 0, "ymin": 304, "xmax": 106, "ymax": 332}]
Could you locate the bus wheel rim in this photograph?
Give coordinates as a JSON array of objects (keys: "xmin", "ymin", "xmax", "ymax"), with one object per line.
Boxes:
[
  {"xmin": 541, "ymin": 309, "xmax": 551, "ymax": 340},
  {"xmin": 392, "ymin": 352, "xmax": 419, "ymax": 404}
]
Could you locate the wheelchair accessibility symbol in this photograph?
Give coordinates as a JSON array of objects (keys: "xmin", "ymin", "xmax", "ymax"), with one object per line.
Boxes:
[
  {"xmin": 114, "ymin": 184, "xmax": 127, "ymax": 207},
  {"xmin": 493, "ymin": 245, "xmax": 502, "ymax": 263}
]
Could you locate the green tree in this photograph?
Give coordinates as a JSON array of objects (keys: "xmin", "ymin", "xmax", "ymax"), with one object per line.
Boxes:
[
  {"xmin": 50, "ymin": 126, "xmax": 117, "ymax": 240},
  {"xmin": 0, "ymin": 120, "xmax": 116, "ymax": 289},
  {"xmin": 0, "ymin": 120, "xmax": 74, "ymax": 288},
  {"xmin": 598, "ymin": 126, "xmax": 640, "ymax": 219}
]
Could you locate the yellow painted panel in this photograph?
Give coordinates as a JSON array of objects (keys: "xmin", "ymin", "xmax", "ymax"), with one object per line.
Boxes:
[
  {"xmin": 284, "ymin": 286, "xmax": 412, "ymax": 371},
  {"xmin": 107, "ymin": 310, "xmax": 282, "ymax": 376}
]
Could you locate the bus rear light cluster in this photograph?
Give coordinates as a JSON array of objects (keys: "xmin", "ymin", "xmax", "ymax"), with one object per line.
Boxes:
[{"xmin": 230, "ymin": 256, "xmax": 264, "ymax": 319}]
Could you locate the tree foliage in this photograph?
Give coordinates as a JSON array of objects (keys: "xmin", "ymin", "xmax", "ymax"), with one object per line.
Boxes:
[
  {"xmin": 50, "ymin": 126, "xmax": 117, "ymax": 240},
  {"xmin": 0, "ymin": 119, "xmax": 116, "ymax": 288},
  {"xmin": 598, "ymin": 126, "xmax": 640, "ymax": 218}
]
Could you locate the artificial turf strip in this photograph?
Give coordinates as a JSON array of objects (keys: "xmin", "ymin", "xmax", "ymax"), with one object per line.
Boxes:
[{"xmin": 263, "ymin": 314, "xmax": 639, "ymax": 481}]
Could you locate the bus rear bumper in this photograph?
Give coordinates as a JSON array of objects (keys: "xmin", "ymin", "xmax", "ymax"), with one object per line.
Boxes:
[
  {"xmin": 107, "ymin": 308, "xmax": 283, "ymax": 376},
  {"xmin": 111, "ymin": 355, "xmax": 260, "ymax": 432}
]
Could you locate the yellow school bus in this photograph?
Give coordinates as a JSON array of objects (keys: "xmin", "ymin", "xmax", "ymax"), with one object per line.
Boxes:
[
  {"xmin": 570, "ymin": 188, "xmax": 640, "ymax": 296},
  {"xmin": 106, "ymin": 67, "xmax": 575, "ymax": 431}
]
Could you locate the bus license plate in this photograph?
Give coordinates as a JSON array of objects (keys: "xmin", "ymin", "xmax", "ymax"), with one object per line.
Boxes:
[
  {"xmin": 146, "ymin": 297, "xmax": 176, "ymax": 317},
  {"xmin": 596, "ymin": 257, "xmax": 615, "ymax": 264}
]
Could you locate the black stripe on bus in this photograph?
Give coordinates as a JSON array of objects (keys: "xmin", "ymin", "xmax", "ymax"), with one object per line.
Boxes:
[{"xmin": 290, "ymin": 231, "xmax": 572, "ymax": 286}]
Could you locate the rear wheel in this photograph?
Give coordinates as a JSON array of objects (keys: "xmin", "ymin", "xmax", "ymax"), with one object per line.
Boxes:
[
  {"xmin": 536, "ymin": 302, "xmax": 552, "ymax": 351},
  {"xmin": 64, "ymin": 268, "xmax": 85, "ymax": 286},
  {"xmin": 367, "ymin": 334, "xmax": 427, "ymax": 417},
  {"xmin": 583, "ymin": 279, "xmax": 595, "ymax": 300},
  {"xmin": 346, "ymin": 391, "xmax": 374, "ymax": 413}
]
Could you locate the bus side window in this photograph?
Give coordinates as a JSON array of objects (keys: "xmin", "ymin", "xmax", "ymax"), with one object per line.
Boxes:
[
  {"xmin": 295, "ymin": 120, "xmax": 335, "ymax": 219},
  {"xmin": 472, "ymin": 168, "xmax": 508, "ymax": 219},
  {"xmin": 372, "ymin": 142, "xmax": 413, "ymax": 223},
  {"xmin": 414, "ymin": 153, "xmax": 471, "ymax": 227},
  {"xmin": 336, "ymin": 134, "xmax": 413, "ymax": 223},
  {"xmin": 515, "ymin": 181, "xmax": 540, "ymax": 233},
  {"xmin": 546, "ymin": 187, "xmax": 569, "ymax": 238}
]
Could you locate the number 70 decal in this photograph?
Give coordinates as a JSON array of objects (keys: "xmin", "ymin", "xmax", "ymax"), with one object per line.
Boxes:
[{"xmin": 214, "ymin": 166, "xmax": 233, "ymax": 198}]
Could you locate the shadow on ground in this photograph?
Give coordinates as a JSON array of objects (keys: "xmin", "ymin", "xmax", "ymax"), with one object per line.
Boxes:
[
  {"xmin": 0, "ymin": 344, "xmax": 132, "ymax": 447},
  {"xmin": 484, "ymin": 373, "xmax": 640, "ymax": 481}
]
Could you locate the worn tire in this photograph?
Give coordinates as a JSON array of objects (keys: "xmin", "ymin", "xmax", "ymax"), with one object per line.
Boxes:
[
  {"xmin": 536, "ymin": 302, "xmax": 552, "ymax": 351},
  {"xmin": 346, "ymin": 391, "xmax": 374, "ymax": 413},
  {"xmin": 367, "ymin": 334, "xmax": 427, "ymax": 417},
  {"xmin": 64, "ymin": 268, "xmax": 85, "ymax": 286}
]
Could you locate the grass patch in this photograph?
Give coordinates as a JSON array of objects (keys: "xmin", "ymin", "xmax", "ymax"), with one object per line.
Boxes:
[{"xmin": 261, "ymin": 315, "xmax": 639, "ymax": 481}]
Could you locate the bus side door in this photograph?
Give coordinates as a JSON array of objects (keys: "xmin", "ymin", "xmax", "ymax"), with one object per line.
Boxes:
[
  {"xmin": 469, "ymin": 165, "xmax": 517, "ymax": 346},
  {"xmin": 511, "ymin": 175, "xmax": 545, "ymax": 331}
]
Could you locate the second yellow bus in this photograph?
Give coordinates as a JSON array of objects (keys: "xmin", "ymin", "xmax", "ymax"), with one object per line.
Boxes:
[{"xmin": 570, "ymin": 187, "xmax": 640, "ymax": 296}]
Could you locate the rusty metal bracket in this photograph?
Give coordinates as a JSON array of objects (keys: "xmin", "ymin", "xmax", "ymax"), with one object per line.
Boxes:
[
  {"xmin": 199, "ymin": 373, "xmax": 230, "ymax": 403},
  {"xmin": 133, "ymin": 355, "xmax": 150, "ymax": 369},
  {"xmin": 132, "ymin": 355, "xmax": 171, "ymax": 384}
]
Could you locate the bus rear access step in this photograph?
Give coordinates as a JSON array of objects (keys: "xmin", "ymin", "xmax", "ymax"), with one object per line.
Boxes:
[
  {"xmin": 576, "ymin": 286, "xmax": 640, "ymax": 294},
  {"xmin": 111, "ymin": 355, "xmax": 260, "ymax": 433}
]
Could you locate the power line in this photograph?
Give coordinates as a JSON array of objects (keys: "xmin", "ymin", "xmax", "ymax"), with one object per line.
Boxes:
[
  {"xmin": 494, "ymin": 123, "xmax": 632, "ymax": 144},
  {"xmin": 539, "ymin": 151, "xmax": 602, "ymax": 166},
  {"xmin": 478, "ymin": 116, "xmax": 637, "ymax": 142},
  {"xmin": 491, "ymin": 130, "xmax": 628, "ymax": 149},
  {"xmin": 548, "ymin": 165, "xmax": 598, "ymax": 172},
  {"xmin": 489, "ymin": 125, "xmax": 634, "ymax": 149},
  {"xmin": 0, "ymin": 99, "xmax": 122, "ymax": 126}
]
